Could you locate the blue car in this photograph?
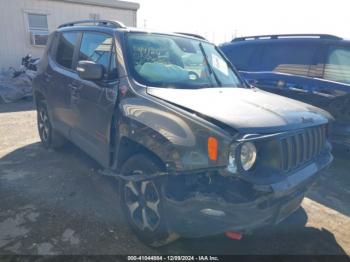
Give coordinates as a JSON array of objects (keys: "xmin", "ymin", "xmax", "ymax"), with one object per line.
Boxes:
[{"xmin": 220, "ymin": 34, "xmax": 350, "ymax": 149}]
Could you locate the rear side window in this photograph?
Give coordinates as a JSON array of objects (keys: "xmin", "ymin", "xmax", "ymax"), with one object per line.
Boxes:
[
  {"xmin": 56, "ymin": 32, "xmax": 78, "ymax": 69},
  {"xmin": 324, "ymin": 46, "xmax": 350, "ymax": 84},
  {"xmin": 222, "ymin": 44, "xmax": 258, "ymax": 71},
  {"xmin": 260, "ymin": 43, "xmax": 317, "ymax": 76},
  {"xmin": 78, "ymin": 32, "xmax": 117, "ymax": 80}
]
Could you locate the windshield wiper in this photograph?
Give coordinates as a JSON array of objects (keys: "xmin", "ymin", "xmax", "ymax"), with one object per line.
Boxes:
[{"xmin": 198, "ymin": 43, "xmax": 222, "ymax": 87}]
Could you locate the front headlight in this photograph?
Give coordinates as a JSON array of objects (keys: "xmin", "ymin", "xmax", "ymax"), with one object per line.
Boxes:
[{"xmin": 240, "ymin": 142, "xmax": 257, "ymax": 171}]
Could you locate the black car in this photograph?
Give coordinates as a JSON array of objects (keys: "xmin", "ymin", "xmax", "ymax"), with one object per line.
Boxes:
[
  {"xmin": 220, "ymin": 34, "xmax": 350, "ymax": 149},
  {"xmin": 33, "ymin": 21, "xmax": 333, "ymax": 246}
]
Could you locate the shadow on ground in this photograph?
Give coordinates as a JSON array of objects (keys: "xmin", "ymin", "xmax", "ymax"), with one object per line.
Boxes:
[
  {"xmin": 0, "ymin": 142, "xmax": 348, "ymax": 255},
  {"xmin": 307, "ymin": 147, "xmax": 350, "ymax": 216},
  {"xmin": 161, "ymin": 209, "xmax": 347, "ymax": 255}
]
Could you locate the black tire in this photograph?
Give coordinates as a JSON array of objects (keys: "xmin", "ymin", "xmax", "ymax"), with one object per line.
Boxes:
[
  {"xmin": 37, "ymin": 101, "xmax": 66, "ymax": 149},
  {"xmin": 119, "ymin": 154, "xmax": 179, "ymax": 247}
]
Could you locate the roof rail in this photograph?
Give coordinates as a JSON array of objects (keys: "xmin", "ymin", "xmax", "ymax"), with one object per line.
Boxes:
[
  {"xmin": 232, "ymin": 34, "xmax": 342, "ymax": 42},
  {"xmin": 58, "ymin": 19, "xmax": 126, "ymax": 29},
  {"xmin": 175, "ymin": 32, "xmax": 207, "ymax": 40}
]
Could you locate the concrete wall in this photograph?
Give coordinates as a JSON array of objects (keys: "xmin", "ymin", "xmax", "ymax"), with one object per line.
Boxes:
[{"xmin": 0, "ymin": 0, "xmax": 138, "ymax": 69}]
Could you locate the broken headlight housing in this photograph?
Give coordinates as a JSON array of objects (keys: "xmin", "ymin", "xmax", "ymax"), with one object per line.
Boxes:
[
  {"xmin": 240, "ymin": 142, "xmax": 257, "ymax": 171},
  {"xmin": 227, "ymin": 143, "xmax": 238, "ymax": 174},
  {"xmin": 227, "ymin": 142, "xmax": 257, "ymax": 174}
]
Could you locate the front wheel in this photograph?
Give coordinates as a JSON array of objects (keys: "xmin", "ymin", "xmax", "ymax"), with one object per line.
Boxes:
[{"xmin": 119, "ymin": 154, "xmax": 179, "ymax": 247}]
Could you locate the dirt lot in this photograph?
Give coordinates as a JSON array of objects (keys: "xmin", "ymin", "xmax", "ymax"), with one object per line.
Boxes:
[{"xmin": 0, "ymin": 101, "xmax": 349, "ymax": 255}]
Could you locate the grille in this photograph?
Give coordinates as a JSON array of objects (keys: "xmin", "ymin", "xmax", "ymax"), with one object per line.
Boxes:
[{"xmin": 280, "ymin": 125, "xmax": 327, "ymax": 172}]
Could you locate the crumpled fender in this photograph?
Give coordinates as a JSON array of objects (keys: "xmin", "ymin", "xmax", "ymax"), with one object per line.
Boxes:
[{"xmin": 118, "ymin": 96, "xmax": 232, "ymax": 171}]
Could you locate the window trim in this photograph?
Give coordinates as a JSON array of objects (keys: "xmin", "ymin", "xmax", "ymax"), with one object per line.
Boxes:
[
  {"xmin": 310, "ymin": 43, "xmax": 328, "ymax": 80},
  {"xmin": 77, "ymin": 30, "xmax": 119, "ymax": 80},
  {"xmin": 52, "ymin": 31, "xmax": 81, "ymax": 73}
]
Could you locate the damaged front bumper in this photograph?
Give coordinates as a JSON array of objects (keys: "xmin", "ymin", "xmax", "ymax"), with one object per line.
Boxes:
[
  {"xmin": 101, "ymin": 150, "xmax": 333, "ymax": 238},
  {"xmin": 163, "ymin": 151, "xmax": 333, "ymax": 238}
]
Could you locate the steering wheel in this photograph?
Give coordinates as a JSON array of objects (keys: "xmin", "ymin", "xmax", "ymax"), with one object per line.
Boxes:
[{"xmin": 188, "ymin": 71, "xmax": 199, "ymax": 81}]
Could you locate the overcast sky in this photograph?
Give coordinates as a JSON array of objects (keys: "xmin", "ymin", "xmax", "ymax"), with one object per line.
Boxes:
[{"xmin": 134, "ymin": 0, "xmax": 349, "ymax": 44}]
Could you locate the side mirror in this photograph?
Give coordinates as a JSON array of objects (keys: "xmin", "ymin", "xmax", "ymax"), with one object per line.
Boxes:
[{"xmin": 77, "ymin": 60, "xmax": 104, "ymax": 81}]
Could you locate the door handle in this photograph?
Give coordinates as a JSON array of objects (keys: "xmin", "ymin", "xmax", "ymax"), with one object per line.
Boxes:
[
  {"xmin": 313, "ymin": 89, "xmax": 335, "ymax": 98},
  {"xmin": 318, "ymin": 89, "xmax": 332, "ymax": 95},
  {"xmin": 69, "ymin": 84, "xmax": 82, "ymax": 104},
  {"xmin": 289, "ymin": 85, "xmax": 308, "ymax": 93}
]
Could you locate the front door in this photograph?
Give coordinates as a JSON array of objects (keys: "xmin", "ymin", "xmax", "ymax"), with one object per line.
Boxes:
[
  {"xmin": 70, "ymin": 31, "xmax": 119, "ymax": 166},
  {"xmin": 47, "ymin": 31, "xmax": 80, "ymax": 137}
]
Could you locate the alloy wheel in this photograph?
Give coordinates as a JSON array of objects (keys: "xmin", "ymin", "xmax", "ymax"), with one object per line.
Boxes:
[
  {"xmin": 38, "ymin": 108, "xmax": 50, "ymax": 142},
  {"xmin": 124, "ymin": 180, "xmax": 161, "ymax": 232}
]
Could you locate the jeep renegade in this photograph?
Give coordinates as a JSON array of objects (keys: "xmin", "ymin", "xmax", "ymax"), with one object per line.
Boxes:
[{"xmin": 33, "ymin": 21, "xmax": 333, "ymax": 246}]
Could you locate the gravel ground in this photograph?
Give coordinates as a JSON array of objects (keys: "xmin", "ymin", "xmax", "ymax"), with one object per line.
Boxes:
[{"xmin": 0, "ymin": 101, "xmax": 349, "ymax": 255}]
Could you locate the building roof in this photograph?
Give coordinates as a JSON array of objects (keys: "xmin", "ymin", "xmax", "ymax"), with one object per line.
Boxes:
[{"xmin": 50, "ymin": 0, "xmax": 140, "ymax": 11}]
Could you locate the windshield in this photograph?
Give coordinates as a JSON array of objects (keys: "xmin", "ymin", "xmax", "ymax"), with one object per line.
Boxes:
[{"xmin": 125, "ymin": 33, "xmax": 243, "ymax": 88}]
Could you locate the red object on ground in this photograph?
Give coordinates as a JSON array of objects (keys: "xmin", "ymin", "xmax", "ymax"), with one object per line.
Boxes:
[{"xmin": 225, "ymin": 231, "xmax": 243, "ymax": 240}]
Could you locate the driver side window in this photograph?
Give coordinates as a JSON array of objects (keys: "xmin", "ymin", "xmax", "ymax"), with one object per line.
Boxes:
[{"xmin": 78, "ymin": 32, "xmax": 118, "ymax": 80}]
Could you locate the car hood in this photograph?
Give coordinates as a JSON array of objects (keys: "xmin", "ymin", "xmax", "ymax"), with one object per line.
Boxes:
[{"xmin": 147, "ymin": 87, "xmax": 332, "ymax": 133}]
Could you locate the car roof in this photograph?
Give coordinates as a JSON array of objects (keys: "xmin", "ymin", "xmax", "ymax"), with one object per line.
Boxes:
[
  {"xmin": 221, "ymin": 34, "xmax": 350, "ymax": 47},
  {"xmin": 118, "ymin": 27, "xmax": 211, "ymax": 42},
  {"xmin": 57, "ymin": 25, "xmax": 116, "ymax": 35},
  {"xmin": 56, "ymin": 20, "xmax": 210, "ymax": 43}
]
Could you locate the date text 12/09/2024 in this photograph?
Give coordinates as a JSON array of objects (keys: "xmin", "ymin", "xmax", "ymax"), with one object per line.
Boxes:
[{"xmin": 127, "ymin": 256, "xmax": 220, "ymax": 261}]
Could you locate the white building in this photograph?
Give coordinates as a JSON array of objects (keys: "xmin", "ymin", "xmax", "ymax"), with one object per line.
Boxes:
[{"xmin": 0, "ymin": 0, "xmax": 139, "ymax": 69}]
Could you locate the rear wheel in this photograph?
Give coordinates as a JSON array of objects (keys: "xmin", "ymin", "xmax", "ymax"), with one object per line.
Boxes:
[
  {"xmin": 37, "ymin": 101, "xmax": 66, "ymax": 149},
  {"xmin": 119, "ymin": 154, "xmax": 179, "ymax": 246}
]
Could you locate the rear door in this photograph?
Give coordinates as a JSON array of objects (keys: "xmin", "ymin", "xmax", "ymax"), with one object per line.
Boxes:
[
  {"xmin": 47, "ymin": 31, "xmax": 80, "ymax": 137},
  {"xmin": 252, "ymin": 41, "xmax": 322, "ymax": 103},
  {"xmin": 318, "ymin": 43, "xmax": 350, "ymax": 125},
  {"xmin": 70, "ymin": 31, "xmax": 119, "ymax": 166},
  {"xmin": 322, "ymin": 44, "xmax": 350, "ymax": 87}
]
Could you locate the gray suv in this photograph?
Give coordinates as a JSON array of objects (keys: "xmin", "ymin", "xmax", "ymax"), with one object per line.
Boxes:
[{"xmin": 33, "ymin": 20, "xmax": 333, "ymax": 246}]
